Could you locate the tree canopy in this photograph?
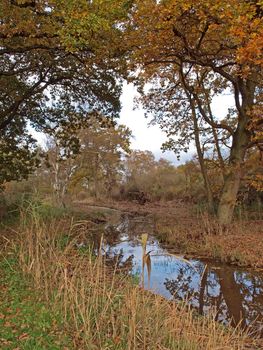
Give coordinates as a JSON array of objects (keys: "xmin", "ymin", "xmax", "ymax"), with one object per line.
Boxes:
[
  {"xmin": 43, "ymin": 116, "xmax": 131, "ymax": 204},
  {"xmin": 1, "ymin": 0, "xmax": 262, "ymax": 224},
  {"xmin": 0, "ymin": 0, "xmax": 131, "ymax": 184},
  {"xmin": 126, "ymin": 0, "xmax": 263, "ymax": 223}
]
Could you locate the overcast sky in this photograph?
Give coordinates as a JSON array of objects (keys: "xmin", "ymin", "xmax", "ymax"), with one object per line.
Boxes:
[
  {"xmin": 32, "ymin": 81, "xmax": 234, "ymax": 165},
  {"xmin": 119, "ymin": 82, "xmax": 234, "ymax": 165},
  {"xmin": 119, "ymin": 82, "xmax": 183, "ymax": 164}
]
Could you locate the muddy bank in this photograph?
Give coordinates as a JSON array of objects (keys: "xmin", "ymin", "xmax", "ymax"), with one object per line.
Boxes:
[
  {"xmin": 74, "ymin": 200, "xmax": 263, "ymax": 269},
  {"xmin": 97, "ymin": 213, "xmax": 263, "ymax": 338},
  {"xmin": 70, "ymin": 205, "xmax": 263, "ymax": 337}
]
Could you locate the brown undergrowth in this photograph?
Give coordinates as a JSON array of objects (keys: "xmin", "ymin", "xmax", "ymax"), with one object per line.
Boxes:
[
  {"xmin": 74, "ymin": 198, "xmax": 263, "ymax": 268},
  {"xmin": 1, "ymin": 205, "xmax": 257, "ymax": 350},
  {"xmin": 155, "ymin": 209, "xmax": 263, "ymax": 268}
]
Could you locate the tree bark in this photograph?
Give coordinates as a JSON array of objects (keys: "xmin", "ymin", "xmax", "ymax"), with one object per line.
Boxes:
[
  {"xmin": 217, "ymin": 78, "xmax": 255, "ymax": 225},
  {"xmin": 217, "ymin": 167, "xmax": 242, "ymax": 225},
  {"xmin": 217, "ymin": 126, "xmax": 249, "ymax": 224},
  {"xmin": 93, "ymin": 153, "xmax": 99, "ymax": 199},
  {"xmin": 190, "ymin": 100, "xmax": 215, "ymax": 213},
  {"xmin": 179, "ymin": 68, "xmax": 215, "ymax": 212}
]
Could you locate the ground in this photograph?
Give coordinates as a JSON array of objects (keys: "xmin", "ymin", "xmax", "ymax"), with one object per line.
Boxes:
[
  {"xmin": 0, "ymin": 200, "xmax": 262, "ymax": 349},
  {"xmin": 74, "ymin": 199, "xmax": 263, "ymax": 268}
]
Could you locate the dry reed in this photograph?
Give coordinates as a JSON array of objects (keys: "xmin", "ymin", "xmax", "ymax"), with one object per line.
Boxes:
[{"xmin": 15, "ymin": 207, "xmax": 253, "ymax": 350}]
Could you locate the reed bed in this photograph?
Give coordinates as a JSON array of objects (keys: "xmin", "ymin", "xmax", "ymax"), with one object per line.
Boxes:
[{"xmin": 12, "ymin": 206, "xmax": 253, "ymax": 350}]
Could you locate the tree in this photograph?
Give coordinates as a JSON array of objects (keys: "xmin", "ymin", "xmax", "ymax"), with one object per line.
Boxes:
[
  {"xmin": 125, "ymin": 150, "xmax": 156, "ymax": 180},
  {"xmin": 71, "ymin": 118, "xmax": 131, "ymax": 198},
  {"xmin": 124, "ymin": 150, "xmax": 156, "ymax": 195},
  {"xmin": 44, "ymin": 137, "xmax": 78, "ymax": 206},
  {"xmin": 0, "ymin": 132, "xmax": 40, "ymax": 186},
  {"xmin": 44, "ymin": 117, "xmax": 131, "ymax": 203},
  {"xmin": 123, "ymin": 151, "xmax": 189, "ymax": 201},
  {"xmin": 135, "ymin": 64, "xmax": 226, "ymax": 212},
  {"xmin": 127, "ymin": 0, "xmax": 263, "ymax": 224},
  {"xmin": 0, "ymin": 0, "xmax": 131, "ymax": 185}
]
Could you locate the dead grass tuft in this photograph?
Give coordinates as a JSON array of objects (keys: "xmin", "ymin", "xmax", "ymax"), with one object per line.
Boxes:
[{"xmin": 10, "ymin": 207, "xmax": 256, "ymax": 350}]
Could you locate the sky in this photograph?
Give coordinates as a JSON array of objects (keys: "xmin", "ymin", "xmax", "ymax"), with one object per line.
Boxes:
[
  {"xmin": 119, "ymin": 81, "xmax": 234, "ymax": 165},
  {"xmin": 32, "ymin": 81, "xmax": 234, "ymax": 165},
  {"xmin": 119, "ymin": 82, "xmax": 182, "ymax": 164}
]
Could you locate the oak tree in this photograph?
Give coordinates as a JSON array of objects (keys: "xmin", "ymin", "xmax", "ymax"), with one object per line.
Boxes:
[
  {"xmin": 0, "ymin": 0, "xmax": 131, "ymax": 185},
  {"xmin": 127, "ymin": 0, "xmax": 263, "ymax": 224}
]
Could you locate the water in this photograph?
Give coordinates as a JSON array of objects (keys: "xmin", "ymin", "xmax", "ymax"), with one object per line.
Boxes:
[{"xmin": 98, "ymin": 213, "xmax": 263, "ymax": 336}]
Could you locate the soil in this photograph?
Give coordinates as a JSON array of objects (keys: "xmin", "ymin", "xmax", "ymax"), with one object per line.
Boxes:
[{"xmin": 73, "ymin": 199, "xmax": 263, "ymax": 268}]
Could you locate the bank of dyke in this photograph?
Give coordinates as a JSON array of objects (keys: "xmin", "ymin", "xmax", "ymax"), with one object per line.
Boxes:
[
  {"xmin": 74, "ymin": 200, "xmax": 263, "ymax": 269},
  {"xmin": 0, "ymin": 205, "xmax": 261, "ymax": 350}
]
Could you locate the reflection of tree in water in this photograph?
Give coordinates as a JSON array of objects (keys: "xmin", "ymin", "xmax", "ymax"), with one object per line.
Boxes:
[
  {"xmin": 104, "ymin": 249, "xmax": 134, "ymax": 274},
  {"xmin": 165, "ymin": 264, "xmax": 198, "ymax": 301},
  {"xmin": 164, "ymin": 263, "xmax": 263, "ymax": 336},
  {"xmin": 117, "ymin": 214, "xmax": 155, "ymax": 238},
  {"xmin": 164, "ymin": 263, "xmax": 220, "ymax": 316},
  {"xmin": 234, "ymin": 271, "xmax": 263, "ymax": 335}
]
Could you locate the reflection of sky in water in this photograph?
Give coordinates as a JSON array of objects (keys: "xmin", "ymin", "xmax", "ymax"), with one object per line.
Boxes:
[
  {"xmin": 109, "ymin": 236, "xmax": 221, "ymax": 299},
  {"xmin": 105, "ymin": 223, "xmax": 263, "ymax": 335}
]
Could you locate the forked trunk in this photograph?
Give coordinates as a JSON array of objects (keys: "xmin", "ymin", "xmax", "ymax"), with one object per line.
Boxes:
[
  {"xmin": 217, "ymin": 122, "xmax": 249, "ymax": 225},
  {"xmin": 217, "ymin": 77, "xmax": 255, "ymax": 225},
  {"xmin": 189, "ymin": 93, "xmax": 215, "ymax": 213}
]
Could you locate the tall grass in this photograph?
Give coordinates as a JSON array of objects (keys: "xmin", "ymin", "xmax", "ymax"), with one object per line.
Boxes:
[{"xmin": 11, "ymin": 204, "xmax": 253, "ymax": 349}]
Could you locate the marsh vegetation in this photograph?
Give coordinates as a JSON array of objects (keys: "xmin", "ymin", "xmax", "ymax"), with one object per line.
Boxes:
[{"xmin": 1, "ymin": 0, "xmax": 263, "ymax": 349}]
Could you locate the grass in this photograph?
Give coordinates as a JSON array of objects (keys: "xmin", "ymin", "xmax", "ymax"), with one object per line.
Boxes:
[
  {"xmin": 0, "ymin": 257, "xmax": 71, "ymax": 349},
  {"xmin": 0, "ymin": 202, "xmax": 260, "ymax": 349}
]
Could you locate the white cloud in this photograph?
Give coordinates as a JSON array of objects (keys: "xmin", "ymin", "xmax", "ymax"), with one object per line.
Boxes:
[
  {"xmin": 32, "ymin": 82, "xmax": 233, "ymax": 165},
  {"xmin": 211, "ymin": 92, "xmax": 235, "ymax": 119},
  {"xmin": 120, "ymin": 83, "xmax": 235, "ymax": 164},
  {"xmin": 119, "ymin": 82, "xmax": 193, "ymax": 164}
]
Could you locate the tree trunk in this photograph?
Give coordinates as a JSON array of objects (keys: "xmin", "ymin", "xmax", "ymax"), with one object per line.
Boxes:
[
  {"xmin": 179, "ymin": 70, "xmax": 216, "ymax": 213},
  {"xmin": 93, "ymin": 153, "xmax": 99, "ymax": 199},
  {"xmin": 206, "ymin": 101, "xmax": 226, "ymax": 178},
  {"xmin": 217, "ymin": 168, "xmax": 241, "ymax": 225},
  {"xmin": 217, "ymin": 78, "xmax": 255, "ymax": 225},
  {"xmin": 217, "ymin": 123, "xmax": 249, "ymax": 225},
  {"xmin": 190, "ymin": 99, "xmax": 215, "ymax": 213}
]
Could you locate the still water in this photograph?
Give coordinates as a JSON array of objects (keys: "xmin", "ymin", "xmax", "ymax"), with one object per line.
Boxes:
[{"xmin": 100, "ymin": 213, "xmax": 263, "ymax": 336}]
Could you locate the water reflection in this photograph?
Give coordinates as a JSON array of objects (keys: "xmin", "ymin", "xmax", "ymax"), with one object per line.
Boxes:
[
  {"xmin": 167, "ymin": 265, "xmax": 263, "ymax": 336},
  {"xmin": 102, "ymin": 214, "xmax": 263, "ymax": 337}
]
